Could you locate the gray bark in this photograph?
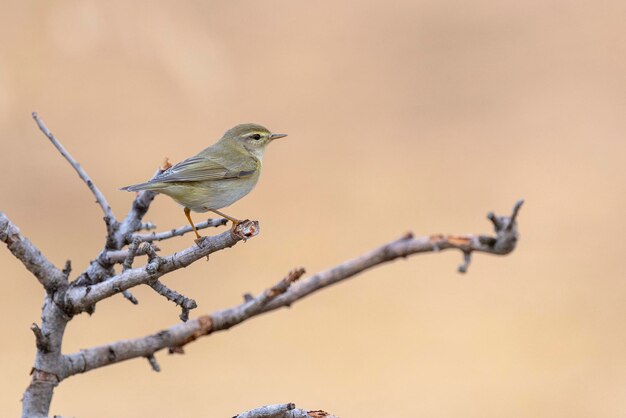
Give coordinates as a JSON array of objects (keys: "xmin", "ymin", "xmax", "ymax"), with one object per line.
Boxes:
[{"xmin": 1, "ymin": 114, "xmax": 523, "ymax": 417}]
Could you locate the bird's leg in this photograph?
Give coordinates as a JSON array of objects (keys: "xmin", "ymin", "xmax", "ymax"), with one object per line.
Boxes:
[
  {"xmin": 207, "ymin": 208, "xmax": 242, "ymax": 229},
  {"xmin": 184, "ymin": 207, "xmax": 202, "ymax": 240}
]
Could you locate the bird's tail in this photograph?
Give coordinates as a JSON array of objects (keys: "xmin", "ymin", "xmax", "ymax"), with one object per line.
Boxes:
[{"xmin": 120, "ymin": 181, "xmax": 160, "ymax": 192}]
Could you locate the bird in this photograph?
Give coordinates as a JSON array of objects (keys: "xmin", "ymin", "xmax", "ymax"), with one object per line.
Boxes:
[{"xmin": 121, "ymin": 123, "xmax": 287, "ymax": 240}]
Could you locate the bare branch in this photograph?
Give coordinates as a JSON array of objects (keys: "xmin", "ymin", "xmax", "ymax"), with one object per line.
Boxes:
[
  {"xmin": 138, "ymin": 242, "xmax": 198, "ymax": 321},
  {"xmin": 0, "ymin": 212, "xmax": 67, "ymax": 292},
  {"xmin": 63, "ymin": 220, "xmax": 260, "ymax": 313},
  {"xmin": 133, "ymin": 218, "xmax": 227, "ymax": 242},
  {"xmin": 117, "ymin": 237, "xmax": 143, "ymax": 305},
  {"xmin": 122, "ymin": 237, "xmax": 142, "ymax": 271},
  {"xmin": 71, "ymin": 186, "xmax": 160, "ymax": 311},
  {"xmin": 62, "ymin": 201, "xmax": 522, "ymax": 376},
  {"xmin": 22, "ymin": 297, "xmax": 71, "ymax": 418},
  {"xmin": 61, "ymin": 267, "xmax": 304, "ymax": 376},
  {"xmin": 234, "ymin": 403, "xmax": 337, "ymax": 418},
  {"xmin": 121, "ymin": 291, "xmax": 139, "ymax": 305},
  {"xmin": 150, "ymin": 280, "xmax": 197, "ymax": 322},
  {"xmin": 70, "ymin": 189, "xmax": 159, "ymax": 313},
  {"xmin": 63, "ymin": 316, "xmax": 214, "ymax": 377},
  {"xmin": 458, "ymin": 250, "xmax": 472, "ymax": 273},
  {"xmin": 32, "ymin": 112, "xmax": 116, "ymax": 227},
  {"xmin": 262, "ymin": 200, "xmax": 523, "ymax": 309}
]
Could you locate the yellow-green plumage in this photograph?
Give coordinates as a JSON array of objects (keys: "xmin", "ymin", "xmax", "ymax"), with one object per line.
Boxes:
[{"xmin": 122, "ymin": 123, "xmax": 286, "ymax": 236}]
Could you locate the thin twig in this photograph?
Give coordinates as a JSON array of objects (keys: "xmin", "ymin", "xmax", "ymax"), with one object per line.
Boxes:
[
  {"xmin": 145, "ymin": 355, "xmax": 160, "ymax": 372},
  {"xmin": 458, "ymin": 250, "xmax": 472, "ymax": 273},
  {"xmin": 133, "ymin": 218, "xmax": 228, "ymax": 242},
  {"xmin": 142, "ymin": 243, "xmax": 198, "ymax": 321},
  {"xmin": 149, "ymin": 280, "xmax": 197, "ymax": 322},
  {"xmin": 122, "ymin": 237, "xmax": 142, "ymax": 271},
  {"xmin": 30, "ymin": 324, "xmax": 50, "ymax": 353},
  {"xmin": 122, "ymin": 291, "xmax": 139, "ymax": 305},
  {"xmin": 119, "ymin": 237, "xmax": 142, "ymax": 304},
  {"xmin": 104, "ymin": 244, "xmax": 161, "ymax": 264},
  {"xmin": 31, "ymin": 112, "xmax": 117, "ymax": 226}
]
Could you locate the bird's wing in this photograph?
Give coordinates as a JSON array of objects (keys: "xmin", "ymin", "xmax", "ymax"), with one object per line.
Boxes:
[{"xmin": 150, "ymin": 155, "xmax": 257, "ymax": 183}]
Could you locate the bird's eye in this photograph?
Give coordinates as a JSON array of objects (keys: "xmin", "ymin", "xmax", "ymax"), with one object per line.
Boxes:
[{"xmin": 250, "ymin": 134, "xmax": 261, "ymax": 140}]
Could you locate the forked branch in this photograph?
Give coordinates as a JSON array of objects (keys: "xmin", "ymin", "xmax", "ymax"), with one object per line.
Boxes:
[
  {"xmin": 62, "ymin": 201, "xmax": 522, "ymax": 378},
  {"xmin": 63, "ymin": 220, "xmax": 260, "ymax": 313}
]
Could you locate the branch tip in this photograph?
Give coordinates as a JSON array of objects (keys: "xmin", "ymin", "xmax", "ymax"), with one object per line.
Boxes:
[
  {"xmin": 458, "ymin": 251, "xmax": 472, "ymax": 273},
  {"xmin": 122, "ymin": 290, "xmax": 139, "ymax": 305},
  {"xmin": 145, "ymin": 355, "xmax": 160, "ymax": 372},
  {"xmin": 507, "ymin": 199, "xmax": 524, "ymax": 230},
  {"xmin": 30, "ymin": 323, "xmax": 50, "ymax": 352},
  {"xmin": 62, "ymin": 260, "xmax": 72, "ymax": 278}
]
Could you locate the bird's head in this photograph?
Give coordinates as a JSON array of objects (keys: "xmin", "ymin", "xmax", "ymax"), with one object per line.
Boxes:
[{"xmin": 221, "ymin": 123, "xmax": 287, "ymax": 160}]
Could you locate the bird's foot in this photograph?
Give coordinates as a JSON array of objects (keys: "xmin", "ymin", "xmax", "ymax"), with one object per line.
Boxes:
[{"xmin": 229, "ymin": 219, "xmax": 245, "ymax": 230}]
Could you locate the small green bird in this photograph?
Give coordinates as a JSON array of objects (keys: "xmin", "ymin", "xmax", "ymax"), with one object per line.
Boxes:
[{"xmin": 122, "ymin": 123, "xmax": 287, "ymax": 239}]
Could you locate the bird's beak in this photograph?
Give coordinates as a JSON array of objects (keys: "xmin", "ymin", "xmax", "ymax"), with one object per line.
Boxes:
[{"xmin": 270, "ymin": 133, "xmax": 287, "ymax": 140}]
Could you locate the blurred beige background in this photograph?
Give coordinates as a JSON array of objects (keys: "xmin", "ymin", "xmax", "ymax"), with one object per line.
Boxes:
[{"xmin": 1, "ymin": 1, "xmax": 625, "ymax": 417}]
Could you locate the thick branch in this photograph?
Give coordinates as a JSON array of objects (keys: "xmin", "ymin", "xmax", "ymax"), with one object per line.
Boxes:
[
  {"xmin": 32, "ymin": 112, "xmax": 116, "ymax": 226},
  {"xmin": 62, "ymin": 201, "xmax": 523, "ymax": 377},
  {"xmin": 0, "ymin": 212, "xmax": 67, "ymax": 292},
  {"xmin": 23, "ymin": 297, "xmax": 72, "ymax": 418},
  {"xmin": 63, "ymin": 221, "xmax": 260, "ymax": 313}
]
